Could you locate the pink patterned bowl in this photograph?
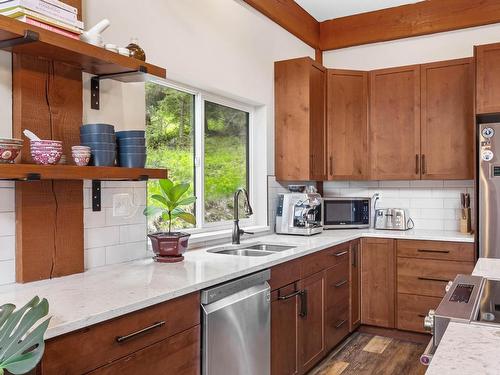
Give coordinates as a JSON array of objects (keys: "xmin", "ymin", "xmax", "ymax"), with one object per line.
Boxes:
[
  {"xmin": 30, "ymin": 140, "xmax": 62, "ymax": 147},
  {"xmin": 31, "ymin": 149, "xmax": 62, "ymax": 165},
  {"xmin": 0, "ymin": 144, "xmax": 22, "ymax": 163},
  {"xmin": 72, "ymin": 153, "xmax": 90, "ymax": 166}
]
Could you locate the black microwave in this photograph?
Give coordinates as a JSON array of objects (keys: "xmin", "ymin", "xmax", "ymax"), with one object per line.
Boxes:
[{"xmin": 322, "ymin": 197, "xmax": 370, "ymax": 229}]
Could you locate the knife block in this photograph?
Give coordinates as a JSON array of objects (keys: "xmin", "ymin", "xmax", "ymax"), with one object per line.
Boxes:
[{"xmin": 460, "ymin": 208, "xmax": 472, "ymax": 234}]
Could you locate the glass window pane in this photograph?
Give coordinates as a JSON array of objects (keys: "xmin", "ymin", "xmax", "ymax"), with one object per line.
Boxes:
[
  {"xmin": 204, "ymin": 101, "xmax": 249, "ymax": 223},
  {"xmin": 145, "ymin": 83, "xmax": 195, "ymax": 232}
]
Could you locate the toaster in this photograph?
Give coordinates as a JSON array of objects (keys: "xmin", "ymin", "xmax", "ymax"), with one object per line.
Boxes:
[{"xmin": 374, "ymin": 208, "xmax": 413, "ymax": 231}]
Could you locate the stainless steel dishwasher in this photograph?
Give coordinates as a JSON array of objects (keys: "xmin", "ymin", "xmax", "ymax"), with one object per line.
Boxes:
[{"xmin": 201, "ymin": 269, "xmax": 271, "ymax": 375}]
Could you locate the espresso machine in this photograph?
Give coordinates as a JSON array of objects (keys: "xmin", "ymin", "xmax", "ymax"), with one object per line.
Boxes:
[{"xmin": 275, "ymin": 192, "xmax": 323, "ymax": 236}]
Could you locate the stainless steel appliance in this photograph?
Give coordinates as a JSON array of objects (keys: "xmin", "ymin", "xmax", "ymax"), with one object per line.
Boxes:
[
  {"xmin": 322, "ymin": 197, "xmax": 370, "ymax": 229},
  {"xmin": 420, "ymin": 274, "xmax": 500, "ymax": 365},
  {"xmin": 374, "ymin": 208, "xmax": 413, "ymax": 231},
  {"xmin": 201, "ymin": 270, "xmax": 271, "ymax": 375},
  {"xmin": 478, "ymin": 118, "xmax": 500, "ymax": 258},
  {"xmin": 275, "ymin": 193, "xmax": 323, "ymax": 236}
]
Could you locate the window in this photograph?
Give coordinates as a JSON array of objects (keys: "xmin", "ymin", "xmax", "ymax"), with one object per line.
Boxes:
[{"xmin": 145, "ymin": 81, "xmax": 252, "ymax": 233}]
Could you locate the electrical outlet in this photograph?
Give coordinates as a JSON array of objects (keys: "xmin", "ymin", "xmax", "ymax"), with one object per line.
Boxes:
[{"xmin": 113, "ymin": 193, "xmax": 133, "ymax": 217}]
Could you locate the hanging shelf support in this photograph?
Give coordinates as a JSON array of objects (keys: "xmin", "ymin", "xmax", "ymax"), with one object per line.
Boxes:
[
  {"xmin": 0, "ymin": 30, "xmax": 39, "ymax": 49},
  {"xmin": 90, "ymin": 66, "xmax": 149, "ymax": 110},
  {"xmin": 92, "ymin": 175, "xmax": 149, "ymax": 212}
]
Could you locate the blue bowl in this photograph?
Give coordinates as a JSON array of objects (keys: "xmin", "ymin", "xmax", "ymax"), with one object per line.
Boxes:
[
  {"xmin": 118, "ymin": 146, "xmax": 146, "ymax": 154},
  {"xmin": 80, "ymin": 124, "xmax": 115, "ymax": 134},
  {"xmin": 118, "ymin": 152, "xmax": 146, "ymax": 168},
  {"xmin": 90, "ymin": 150, "xmax": 116, "ymax": 167},
  {"xmin": 116, "ymin": 130, "xmax": 145, "ymax": 139},
  {"xmin": 117, "ymin": 137, "xmax": 145, "ymax": 146},
  {"xmin": 81, "ymin": 133, "xmax": 116, "ymax": 143},
  {"xmin": 83, "ymin": 142, "xmax": 116, "ymax": 151}
]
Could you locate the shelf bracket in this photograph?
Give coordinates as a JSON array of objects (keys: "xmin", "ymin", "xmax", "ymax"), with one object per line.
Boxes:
[
  {"xmin": 92, "ymin": 180, "xmax": 102, "ymax": 212},
  {"xmin": 90, "ymin": 66, "xmax": 149, "ymax": 110},
  {"xmin": 0, "ymin": 30, "xmax": 39, "ymax": 49},
  {"xmin": 137, "ymin": 175, "xmax": 149, "ymax": 181}
]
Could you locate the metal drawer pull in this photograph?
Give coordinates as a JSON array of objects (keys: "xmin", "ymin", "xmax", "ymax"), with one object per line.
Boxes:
[
  {"xmin": 334, "ymin": 280, "xmax": 348, "ymax": 288},
  {"xmin": 333, "ymin": 251, "xmax": 348, "ymax": 257},
  {"xmin": 417, "ymin": 249, "xmax": 450, "ymax": 254},
  {"xmin": 417, "ymin": 314, "xmax": 426, "ymax": 318},
  {"xmin": 418, "ymin": 277, "xmax": 449, "ymax": 283},
  {"xmin": 299, "ymin": 290, "xmax": 307, "ymax": 318},
  {"xmin": 278, "ymin": 290, "xmax": 302, "ymax": 300},
  {"xmin": 335, "ymin": 319, "xmax": 347, "ymax": 329},
  {"xmin": 116, "ymin": 321, "xmax": 165, "ymax": 343}
]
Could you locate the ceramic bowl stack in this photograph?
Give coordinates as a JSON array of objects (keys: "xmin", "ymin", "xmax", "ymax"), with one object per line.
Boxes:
[
  {"xmin": 116, "ymin": 130, "xmax": 146, "ymax": 168},
  {"xmin": 0, "ymin": 138, "xmax": 23, "ymax": 163},
  {"xmin": 30, "ymin": 140, "xmax": 63, "ymax": 165},
  {"xmin": 72, "ymin": 146, "xmax": 91, "ymax": 166},
  {"xmin": 80, "ymin": 124, "xmax": 116, "ymax": 167}
]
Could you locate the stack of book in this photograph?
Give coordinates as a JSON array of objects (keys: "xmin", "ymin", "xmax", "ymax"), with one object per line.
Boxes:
[{"xmin": 0, "ymin": 0, "xmax": 84, "ymax": 39}]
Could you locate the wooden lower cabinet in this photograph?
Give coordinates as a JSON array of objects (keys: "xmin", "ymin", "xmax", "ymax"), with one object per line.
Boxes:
[
  {"xmin": 299, "ymin": 271, "xmax": 326, "ymax": 374},
  {"xmin": 397, "ymin": 294, "xmax": 441, "ymax": 333},
  {"xmin": 325, "ymin": 260, "xmax": 350, "ymax": 351},
  {"xmin": 361, "ymin": 238, "xmax": 396, "ymax": 328},
  {"xmin": 271, "ymin": 283, "xmax": 300, "ymax": 375},
  {"xmin": 350, "ymin": 240, "xmax": 361, "ymax": 331},
  {"xmin": 89, "ymin": 326, "xmax": 200, "ymax": 374}
]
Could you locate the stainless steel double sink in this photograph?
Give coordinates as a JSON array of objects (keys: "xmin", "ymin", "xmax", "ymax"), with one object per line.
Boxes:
[{"xmin": 208, "ymin": 243, "xmax": 296, "ymax": 257}]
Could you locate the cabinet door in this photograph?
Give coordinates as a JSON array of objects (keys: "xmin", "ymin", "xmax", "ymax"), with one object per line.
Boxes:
[
  {"xmin": 361, "ymin": 238, "xmax": 395, "ymax": 328},
  {"xmin": 271, "ymin": 283, "xmax": 300, "ymax": 375},
  {"xmin": 325, "ymin": 261, "xmax": 349, "ymax": 352},
  {"xmin": 421, "ymin": 58, "xmax": 474, "ymax": 180},
  {"xmin": 327, "ymin": 69, "xmax": 368, "ymax": 180},
  {"xmin": 350, "ymin": 240, "xmax": 361, "ymax": 331},
  {"xmin": 309, "ymin": 63, "xmax": 327, "ymax": 180},
  {"xmin": 88, "ymin": 325, "xmax": 200, "ymax": 375},
  {"xmin": 369, "ymin": 65, "xmax": 421, "ymax": 180},
  {"xmin": 299, "ymin": 271, "xmax": 325, "ymax": 374},
  {"xmin": 476, "ymin": 43, "xmax": 500, "ymax": 114}
]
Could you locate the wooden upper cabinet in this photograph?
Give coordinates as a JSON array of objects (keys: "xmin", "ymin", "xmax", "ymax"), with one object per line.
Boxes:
[
  {"xmin": 476, "ymin": 42, "xmax": 500, "ymax": 114},
  {"xmin": 369, "ymin": 65, "xmax": 421, "ymax": 180},
  {"xmin": 275, "ymin": 57, "xmax": 326, "ymax": 181},
  {"xmin": 326, "ymin": 69, "xmax": 368, "ymax": 180},
  {"xmin": 420, "ymin": 58, "xmax": 474, "ymax": 180}
]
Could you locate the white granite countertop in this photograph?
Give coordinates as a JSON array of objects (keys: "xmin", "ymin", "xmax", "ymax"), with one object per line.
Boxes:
[{"xmin": 0, "ymin": 229, "xmax": 473, "ymax": 339}]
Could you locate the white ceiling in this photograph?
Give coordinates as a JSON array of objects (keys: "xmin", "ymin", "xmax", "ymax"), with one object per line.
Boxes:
[{"xmin": 295, "ymin": 0, "xmax": 425, "ymax": 21}]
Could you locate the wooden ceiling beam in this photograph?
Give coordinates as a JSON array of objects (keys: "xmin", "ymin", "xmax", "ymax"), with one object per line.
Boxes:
[
  {"xmin": 320, "ymin": 0, "xmax": 500, "ymax": 51},
  {"xmin": 243, "ymin": 0, "xmax": 320, "ymax": 49}
]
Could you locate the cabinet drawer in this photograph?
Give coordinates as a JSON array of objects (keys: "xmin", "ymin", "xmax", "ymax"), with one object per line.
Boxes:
[
  {"xmin": 42, "ymin": 293, "xmax": 200, "ymax": 374},
  {"xmin": 397, "ymin": 240, "xmax": 474, "ymax": 262},
  {"xmin": 397, "ymin": 258, "xmax": 474, "ymax": 297},
  {"xmin": 270, "ymin": 259, "xmax": 301, "ymax": 291},
  {"xmin": 301, "ymin": 244, "xmax": 350, "ymax": 278},
  {"xmin": 89, "ymin": 325, "xmax": 200, "ymax": 375},
  {"xmin": 325, "ymin": 263, "xmax": 349, "ymax": 350},
  {"xmin": 397, "ymin": 294, "xmax": 441, "ymax": 333}
]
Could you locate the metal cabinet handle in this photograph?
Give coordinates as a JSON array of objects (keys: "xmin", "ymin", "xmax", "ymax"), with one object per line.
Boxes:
[
  {"xmin": 333, "ymin": 251, "xmax": 348, "ymax": 257},
  {"xmin": 415, "ymin": 154, "xmax": 420, "ymax": 174},
  {"xmin": 418, "ymin": 277, "xmax": 449, "ymax": 283},
  {"xmin": 299, "ymin": 290, "xmax": 307, "ymax": 318},
  {"xmin": 116, "ymin": 321, "xmax": 165, "ymax": 343},
  {"xmin": 418, "ymin": 314, "xmax": 427, "ymax": 318},
  {"xmin": 421, "ymin": 154, "xmax": 426, "ymax": 175},
  {"xmin": 334, "ymin": 280, "xmax": 348, "ymax": 288},
  {"xmin": 417, "ymin": 249, "xmax": 450, "ymax": 254},
  {"xmin": 335, "ymin": 319, "xmax": 347, "ymax": 329},
  {"xmin": 278, "ymin": 289, "xmax": 302, "ymax": 300},
  {"xmin": 329, "ymin": 156, "xmax": 333, "ymax": 176}
]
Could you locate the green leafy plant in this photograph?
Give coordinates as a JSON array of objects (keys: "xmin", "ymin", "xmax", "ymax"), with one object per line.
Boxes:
[
  {"xmin": 0, "ymin": 297, "xmax": 50, "ymax": 375},
  {"xmin": 143, "ymin": 178, "xmax": 196, "ymax": 234}
]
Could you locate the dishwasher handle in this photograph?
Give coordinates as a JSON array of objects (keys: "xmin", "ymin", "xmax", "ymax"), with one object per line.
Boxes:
[{"xmin": 299, "ymin": 290, "xmax": 307, "ymax": 318}]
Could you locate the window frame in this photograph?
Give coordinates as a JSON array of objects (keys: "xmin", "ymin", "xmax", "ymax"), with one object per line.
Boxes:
[{"xmin": 147, "ymin": 78, "xmax": 256, "ymax": 234}]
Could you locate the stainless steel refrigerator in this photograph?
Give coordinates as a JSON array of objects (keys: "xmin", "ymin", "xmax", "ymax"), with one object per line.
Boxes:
[{"xmin": 479, "ymin": 117, "xmax": 500, "ymax": 258}]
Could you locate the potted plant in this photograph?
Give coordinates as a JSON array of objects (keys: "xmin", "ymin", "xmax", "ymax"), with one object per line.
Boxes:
[
  {"xmin": 0, "ymin": 297, "xmax": 50, "ymax": 375},
  {"xmin": 144, "ymin": 179, "xmax": 196, "ymax": 263}
]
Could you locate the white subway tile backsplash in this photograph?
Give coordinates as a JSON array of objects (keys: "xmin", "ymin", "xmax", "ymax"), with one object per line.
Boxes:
[
  {"xmin": 105, "ymin": 242, "xmax": 147, "ymax": 265},
  {"xmin": 410, "ymin": 198, "xmax": 444, "ymax": 209},
  {"xmin": 409, "ymin": 180, "xmax": 444, "ymax": 188},
  {"xmin": 120, "ymin": 224, "xmax": 147, "ymax": 244},
  {"xmin": 84, "ymin": 247, "xmax": 106, "ymax": 270},
  {"xmin": 0, "ymin": 182, "xmax": 14, "ymax": 188},
  {"xmin": 0, "ymin": 188, "xmax": 14, "ymax": 212},
  {"xmin": 83, "ymin": 208, "xmax": 106, "ymax": 229},
  {"xmin": 0, "ymin": 212, "xmax": 15, "ymax": 236},
  {"xmin": 378, "ymin": 180, "xmax": 410, "ymax": 188},
  {"xmin": 0, "ymin": 236, "xmax": 14, "ymax": 261},
  {"xmin": 133, "ymin": 188, "xmax": 147, "ymax": 206},
  {"xmin": 84, "ymin": 226, "xmax": 120, "ymax": 249},
  {"xmin": 0, "ymin": 260, "xmax": 15, "ymax": 284},
  {"xmin": 443, "ymin": 180, "xmax": 474, "ymax": 188},
  {"xmin": 105, "ymin": 206, "xmax": 146, "ymax": 226}
]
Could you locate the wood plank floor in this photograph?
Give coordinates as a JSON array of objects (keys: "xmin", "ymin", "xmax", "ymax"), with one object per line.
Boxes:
[{"xmin": 310, "ymin": 333, "xmax": 427, "ymax": 375}]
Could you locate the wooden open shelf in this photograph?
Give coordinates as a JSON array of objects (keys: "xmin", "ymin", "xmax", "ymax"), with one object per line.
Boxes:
[
  {"xmin": 0, "ymin": 164, "xmax": 168, "ymax": 181},
  {"xmin": 0, "ymin": 15, "xmax": 166, "ymax": 78}
]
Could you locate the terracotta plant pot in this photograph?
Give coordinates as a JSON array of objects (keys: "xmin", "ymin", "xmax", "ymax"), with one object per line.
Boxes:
[{"xmin": 148, "ymin": 232, "xmax": 191, "ymax": 263}]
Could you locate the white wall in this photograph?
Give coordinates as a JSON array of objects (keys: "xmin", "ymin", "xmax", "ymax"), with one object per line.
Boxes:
[
  {"xmin": 323, "ymin": 23, "xmax": 500, "ymax": 70},
  {"xmin": 0, "ymin": 1, "xmax": 314, "ymax": 284}
]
